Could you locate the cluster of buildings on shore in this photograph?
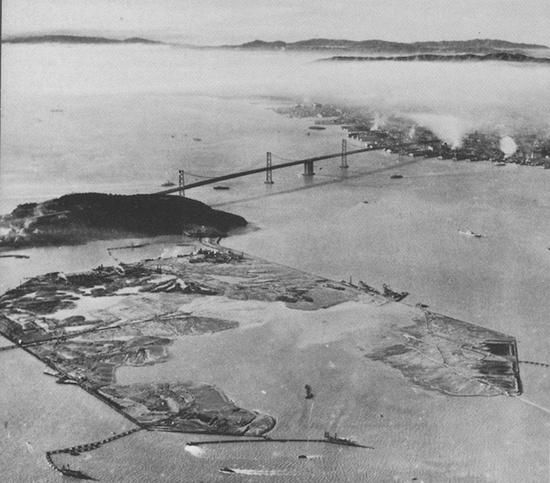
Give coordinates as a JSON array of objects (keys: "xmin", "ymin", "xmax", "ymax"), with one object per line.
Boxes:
[
  {"xmin": 279, "ymin": 102, "xmax": 550, "ymax": 168},
  {"xmin": 347, "ymin": 125, "xmax": 550, "ymax": 167}
]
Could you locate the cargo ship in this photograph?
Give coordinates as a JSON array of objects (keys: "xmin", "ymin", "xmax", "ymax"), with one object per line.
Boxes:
[{"xmin": 324, "ymin": 431, "xmax": 361, "ymax": 447}]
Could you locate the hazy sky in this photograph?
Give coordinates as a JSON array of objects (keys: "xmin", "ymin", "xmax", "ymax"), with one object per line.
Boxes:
[{"xmin": 3, "ymin": 0, "xmax": 550, "ymax": 45}]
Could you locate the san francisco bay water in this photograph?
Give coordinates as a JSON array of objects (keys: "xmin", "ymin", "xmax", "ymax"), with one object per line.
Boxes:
[{"xmin": 1, "ymin": 43, "xmax": 549, "ymax": 482}]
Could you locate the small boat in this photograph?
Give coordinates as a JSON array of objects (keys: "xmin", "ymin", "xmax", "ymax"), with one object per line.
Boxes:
[
  {"xmin": 390, "ymin": 174, "xmax": 403, "ymax": 179},
  {"xmin": 193, "ymin": 137, "xmax": 202, "ymax": 142},
  {"xmin": 298, "ymin": 454, "xmax": 322, "ymax": 460},
  {"xmin": 305, "ymin": 384, "xmax": 314, "ymax": 399},
  {"xmin": 458, "ymin": 229, "xmax": 483, "ymax": 238},
  {"xmin": 494, "ymin": 162, "xmax": 506, "ymax": 167},
  {"xmin": 213, "ymin": 185, "xmax": 230, "ymax": 190},
  {"xmin": 43, "ymin": 368, "xmax": 60, "ymax": 377},
  {"xmin": 219, "ymin": 467, "xmax": 236, "ymax": 474},
  {"xmin": 308, "ymin": 125, "xmax": 326, "ymax": 130},
  {"xmin": 0, "ymin": 254, "xmax": 30, "ymax": 259},
  {"xmin": 161, "ymin": 181, "xmax": 175, "ymax": 187}
]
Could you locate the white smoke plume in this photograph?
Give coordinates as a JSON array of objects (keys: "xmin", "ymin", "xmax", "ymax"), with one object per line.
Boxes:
[
  {"xmin": 499, "ymin": 136, "xmax": 518, "ymax": 157},
  {"xmin": 371, "ymin": 112, "xmax": 386, "ymax": 131},
  {"xmin": 405, "ymin": 113, "xmax": 469, "ymax": 148},
  {"xmin": 184, "ymin": 445, "xmax": 206, "ymax": 457}
]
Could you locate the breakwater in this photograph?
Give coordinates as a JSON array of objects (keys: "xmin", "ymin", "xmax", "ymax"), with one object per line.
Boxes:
[
  {"xmin": 45, "ymin": 427, "xmax": 143, "ymax": 479},
  {"xmin": 520, "ymin": 360, "xmax": 550, "ymax": 368},
  {"xmin": 187, "ymin": 437, "xmax": 374, "ymax": 450}
]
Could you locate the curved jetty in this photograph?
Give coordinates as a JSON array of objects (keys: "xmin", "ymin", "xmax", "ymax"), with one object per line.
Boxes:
[{"xmin": 45, "ymin": 428, "xmax": 143, "ymax": 479}]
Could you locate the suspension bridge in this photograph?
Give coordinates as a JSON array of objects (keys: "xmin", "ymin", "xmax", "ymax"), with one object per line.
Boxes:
[{"xmin": 155, "ymin": 140, "xmax": 383, "ymax": 197}]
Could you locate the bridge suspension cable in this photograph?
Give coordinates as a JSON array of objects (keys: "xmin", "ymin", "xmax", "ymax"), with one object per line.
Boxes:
[
  {"xmin": 155, "ymin": 142, "xmax": 379, "ymax": 196},
  {"xmin": 271, "ymin": 153, "xmax": 302, "ymax": 163},
  {"xmin": 183, "ymin": 171, "xmax": 219, "ymax": 180}
]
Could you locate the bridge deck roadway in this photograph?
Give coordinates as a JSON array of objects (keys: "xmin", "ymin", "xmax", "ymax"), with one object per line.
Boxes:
[{"xmin": 154, "ymin": 147, "xmax": 380, "ymax": 195}]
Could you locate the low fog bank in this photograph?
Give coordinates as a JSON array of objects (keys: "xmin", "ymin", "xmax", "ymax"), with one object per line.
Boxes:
[{"xmin": 2, "ymin": 45, "xmax": 549, "ymax": 148}]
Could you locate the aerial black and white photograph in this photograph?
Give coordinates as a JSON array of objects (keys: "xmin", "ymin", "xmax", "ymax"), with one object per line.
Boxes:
[{"xmin": 1, "ymin": 1, "xmax": 549, "ymax": 481}]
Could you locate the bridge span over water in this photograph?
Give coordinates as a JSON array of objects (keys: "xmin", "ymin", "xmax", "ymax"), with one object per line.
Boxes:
[{"xmin": 155, "ymin": 140, "xmax": 383, "ymax": 196}]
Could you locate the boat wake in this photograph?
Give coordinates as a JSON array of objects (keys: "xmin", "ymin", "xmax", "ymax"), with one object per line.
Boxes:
[
  {"xmin": 184, "ymin": 445, "xmax": 206, "ymax": 458},
  {"xmin": 220, "ymin": 467, "xmax": 293, "ymax": 476}
]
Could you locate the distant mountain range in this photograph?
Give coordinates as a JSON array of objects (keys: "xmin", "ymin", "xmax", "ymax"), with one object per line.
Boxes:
[
  {"xmin": 231, "ymin": 38, "xmax": 548, "ymax": 53},
  {"xmin": 322, "ymin": 52, "xmax": 550, "ymax": 64},
  {"xmin": 2, "ymin": 34, "xmax": 164, "ymax": 45},
  {"xmin": 4, "ymin": 35, "xmax": 548, "ymax": 56}
]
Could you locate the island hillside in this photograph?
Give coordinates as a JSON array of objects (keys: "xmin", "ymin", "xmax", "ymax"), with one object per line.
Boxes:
[
  {"xmin": 229, "ymin": 38, "xmax": 548, "ymax": 53},
  {"xmin": 0, "ymin": 193, "xmax": 247, "ymax": 248},
  {"xmin": 320, "ymin": 52, "xmax": 550, "ymax": 64},
  {"xmin": 2, "ymin": 34, "xmax": 163, "ymax": 45}
]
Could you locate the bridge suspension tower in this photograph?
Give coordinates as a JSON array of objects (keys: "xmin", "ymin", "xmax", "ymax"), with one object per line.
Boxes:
[
  {"xmin": 341, "ymin": 139, "xmax": 348, "ymax": 168},
  {"xmin": 178, "ymin": 169, "xmax": 185, "ymax": 197},
  {"xmin": 265, "ymin": 152, "xmax": 274, "ymax": 184}
]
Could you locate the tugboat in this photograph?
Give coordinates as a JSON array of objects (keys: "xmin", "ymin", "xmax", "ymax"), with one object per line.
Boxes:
[
  {"xmin": 458, "ymin": 229, "xmax": 483, "ymax": 238},
  {"xmin": 304, "ymin": 384, "xmax": 314, "ymax": 400}
]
